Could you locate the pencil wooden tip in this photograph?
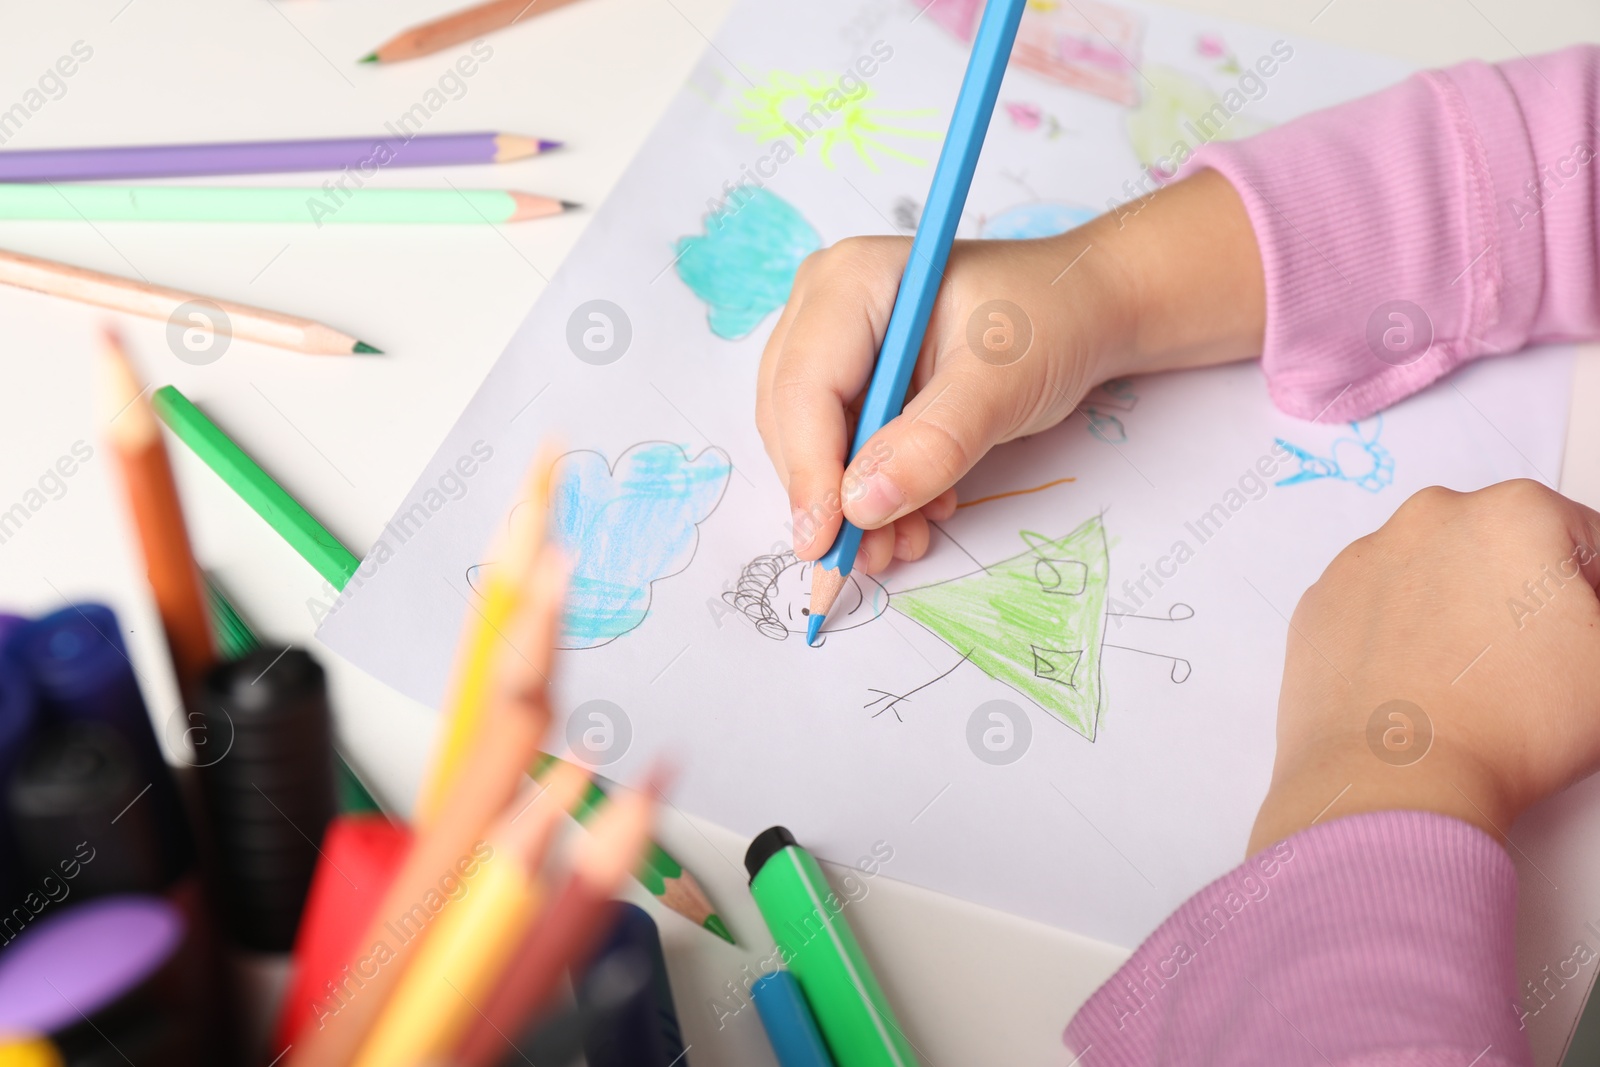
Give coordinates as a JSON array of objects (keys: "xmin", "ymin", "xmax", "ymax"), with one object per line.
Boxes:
[
  {"xmin": 98, "ymin": 329, "xmax": 157, "ymax": 450},
  {"xmin": 806, "ymin": 565, "xmax": 847, "ymax": 645},
  {"xmin": 658, "ymin": 866, "xmax": 721, "ymax": 931},
  {"xmin": 579, "ymin": 767, "xmax": 666, "ymax": 890},
  {"xmin": 497, "ymin": 759, "xmax": 591, "ymax": 867},
  {"xmin": 492, "ymin": 134, "xmax": 558, "ymax": 162},
  {"xmin": 507, "ymin": 192, "xmax": 570, "ymax": 221},
  {"xmin": 541, "ymin": 757, "xmax": 593, "ymax": 812}
]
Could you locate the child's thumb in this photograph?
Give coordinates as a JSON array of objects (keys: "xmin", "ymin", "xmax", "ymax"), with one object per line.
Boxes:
[{"xmin": 839, "ymin": 366, "xmax": 1014, "ymax": 529}]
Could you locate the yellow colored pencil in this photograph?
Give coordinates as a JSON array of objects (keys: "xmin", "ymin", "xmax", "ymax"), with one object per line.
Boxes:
[{"xmin": 416, "ymin": 444, "xmax": 557, "ymax": 824}]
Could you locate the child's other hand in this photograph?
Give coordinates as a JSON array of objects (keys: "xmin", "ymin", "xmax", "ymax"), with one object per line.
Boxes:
[
  {"xmin": 1249, "ymin": 480, "xmax": 1600, "ymax": 853},
  {"xmin": 756, "ymin": 169, "xmax": 1266, "ymax": 573},
  {"xmin": 757, "ymin": 232, "xmax": 1114, "ymax": 571}
]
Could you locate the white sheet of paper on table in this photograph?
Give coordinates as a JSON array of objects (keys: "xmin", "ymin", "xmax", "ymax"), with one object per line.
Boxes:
[{"xmin": 315, "ymin": 0, "xmax": 1572, "ymax": 949}]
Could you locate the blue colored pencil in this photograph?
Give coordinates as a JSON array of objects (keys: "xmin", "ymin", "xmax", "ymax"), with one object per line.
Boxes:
[{"xmin": 806, "ymin": 0, "xmax": 1027, "ymax": 645}]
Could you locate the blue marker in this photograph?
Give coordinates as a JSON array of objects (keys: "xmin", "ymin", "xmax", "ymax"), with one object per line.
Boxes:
[
  {"xmin": 806, "ymin": 0, "xmax": 1027, "ymax": 646},
  {"xmin": 752, "ymin": 970, "xmax": 837, "ymax": 1067}
]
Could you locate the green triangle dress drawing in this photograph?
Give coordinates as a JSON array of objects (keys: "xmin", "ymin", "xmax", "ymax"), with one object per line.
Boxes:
[{"xmin": 893, "ymin": 516, "xmax": 1109, "ymax": 740}]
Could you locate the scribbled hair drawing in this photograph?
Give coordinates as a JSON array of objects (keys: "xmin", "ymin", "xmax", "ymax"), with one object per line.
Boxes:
[{"xmin": 724, "ymin": 550, "xmax": 796, "ymax": 641}]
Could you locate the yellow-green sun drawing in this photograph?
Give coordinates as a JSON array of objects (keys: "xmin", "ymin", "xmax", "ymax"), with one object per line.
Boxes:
[{"xmin": 734, "ymin": 70, "xmax": 940, "ymax": 171}]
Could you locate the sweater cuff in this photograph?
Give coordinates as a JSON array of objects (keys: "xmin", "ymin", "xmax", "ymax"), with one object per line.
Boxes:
[
  {"xmin": 1064, "ymin": 811, "xmax": 1526, "ymax": 1067},
  {"xmin": 1180, "ymin": 61, "xmax": 1544, "ymax": 422}
]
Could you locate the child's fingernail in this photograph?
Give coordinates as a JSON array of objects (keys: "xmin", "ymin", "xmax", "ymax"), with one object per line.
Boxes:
[
  {"xmin": 849, "ymin": 472, "xmax": 906, "ymax": 527},
  {"xmin": 791, "ymin": 508, "xmax": 814, "ymax": 553}
]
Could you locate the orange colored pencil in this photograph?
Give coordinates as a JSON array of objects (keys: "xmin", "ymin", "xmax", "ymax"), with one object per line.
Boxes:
[
  {"xmin": 360, "ymin": 0, "xmax": 592, "ymax": 64},
  {"xmin": 100, "ymin": 328, "xmax": 216, "ymax": 692},
  {"xmin": 288, "ymin": 506, "xmax": 567, "ymax": 1067},
  {"xmin": 451, "ymin": 768, "xmax": 662, "ymax": 1067}
]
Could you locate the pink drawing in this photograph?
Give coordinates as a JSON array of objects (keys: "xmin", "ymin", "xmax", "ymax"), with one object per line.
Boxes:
[
  {"xmin": 1196, "ymin": 33, "xmax": 1227, "ymax": 59},
  {"xmin": 1005, "ymin": 101, "xmax": 1043, "ymax": 130},
  {"xmin": 917, "ymin": 0, "xmax": 1144, "ymax": 107}
]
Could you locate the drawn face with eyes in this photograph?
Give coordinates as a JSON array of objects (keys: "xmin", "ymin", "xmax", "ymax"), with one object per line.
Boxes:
[{"xmin": 725, "ymin": 550, "xmax": 889, "ymax": 642}]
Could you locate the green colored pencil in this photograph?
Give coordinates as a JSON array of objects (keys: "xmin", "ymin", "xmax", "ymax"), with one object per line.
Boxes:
[
  {"xmin": 532, "ymin": 753, "xmax": 734, "ymax": 943},
  {"xmin": 202, "ymin": 571, "xmax": 387, "ymax": 818},
  {"xmin": 0, "ymin": 185, "xmax": 575, "ymax": 224},
  {"xmin": 204, "ymin": 573, "xmax": 258, "ymax": 662},
  {"xmin": 152, "ymin": 386, "xmax": 359, "ymax": 588}
]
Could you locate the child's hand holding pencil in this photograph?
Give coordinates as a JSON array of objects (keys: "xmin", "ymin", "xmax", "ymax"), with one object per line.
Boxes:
[{"xmin": 760, "ymin": 168, "xmax": 1267, "ymax": 577}]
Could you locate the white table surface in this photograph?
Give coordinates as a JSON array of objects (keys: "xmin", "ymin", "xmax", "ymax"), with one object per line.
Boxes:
[{"xmin": 2, "ymin": 1, "xmax": 1598, "ymax": 1064}]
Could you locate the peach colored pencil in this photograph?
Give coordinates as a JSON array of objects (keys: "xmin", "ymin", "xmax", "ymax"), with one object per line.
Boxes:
[
  {"xmin": 360, "ymin": 0, "xmax": 591, "ymax": 64},
  {"xmin": 99, "ymin": 329, "xmax": 216, "ymax": 693},
  {"xmin": 287, "ymin": 512, "xmax": 567, "ymax": 1067},
  {"xmin": 352, "ymin": 763, "xmax": 591, "ymax": 1067},
  {"xmin": 6, "ymin": 248, "xmax": 378, "ymax": 355},
  {"xmin": 451, "ymin": 770, "xmax": 662, "ymax": 1067}
]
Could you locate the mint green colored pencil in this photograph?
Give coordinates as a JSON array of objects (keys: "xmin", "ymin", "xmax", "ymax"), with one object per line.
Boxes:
[
  {"xmin": 151, "ymin": 385, "xmax": 360, "ymax": 587},
  {"xmin": 0, "ymin": 185, "xmax": 574, "ymax": 224}
]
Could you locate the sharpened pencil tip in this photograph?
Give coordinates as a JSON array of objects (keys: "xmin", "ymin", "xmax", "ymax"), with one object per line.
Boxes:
[
  {"xmin": 560, "ymin": 200, "xmax": 582, "ymax": 212},
  {"xmin": 537, "ymin": 139, "xmax": 565, "ymax": 152},
  {"xmin": 703, "ymin": 914, "xmax": 736, "ymax": 944},
  {"xmin": 806, "ymin": 613, "xmax": 824, "ymax": 647},
  {"xmin": 358, "ymin": 52, "xmax": 380, "ymax": 64},
  {"xmin": 352, "ymin": 341, "xmax": 383, "ymax": 354}
]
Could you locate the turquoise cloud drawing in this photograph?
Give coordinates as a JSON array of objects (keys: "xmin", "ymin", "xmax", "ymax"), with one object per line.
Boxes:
[
  {"xmin": 674, "ymin": 187, "xmax": 821, "ymax": 340},
  {"xmin": 551, "ymin": 443, "xmax": 733, "ymax": 649}
]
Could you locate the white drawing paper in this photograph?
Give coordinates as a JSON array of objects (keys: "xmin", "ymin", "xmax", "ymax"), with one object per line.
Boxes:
[{"xmin": 317, "ymin": 0, "xmax": 1573, "ymax": 948}]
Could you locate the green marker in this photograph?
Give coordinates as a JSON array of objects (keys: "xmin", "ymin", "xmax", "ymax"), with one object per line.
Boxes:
[
  {"xmin": 152, "ymin": 385, "xmax": 360, "ymax": 588},
  {"xmin": 745, "ymin": 827, "xmax": 918, "ymax": 1067}
]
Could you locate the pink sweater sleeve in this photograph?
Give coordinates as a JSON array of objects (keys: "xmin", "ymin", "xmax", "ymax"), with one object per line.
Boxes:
[
  {"xmin": 1181, "ymin": 46, "xmax": 1600, "ymax": 421},
  {"xmin": 1063, "ymin": 811, "xmax": 1529, "ymax": 1066}
]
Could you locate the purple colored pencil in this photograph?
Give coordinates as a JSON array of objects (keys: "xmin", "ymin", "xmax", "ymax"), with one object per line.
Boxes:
[{"xmin": 0, "ymin": 131, "xmax": 560, "ymax": 183}]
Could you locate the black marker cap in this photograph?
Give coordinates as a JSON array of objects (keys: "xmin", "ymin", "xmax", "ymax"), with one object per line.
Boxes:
[
  {"xmin": 8, "ymin": 721, "xmax": 167, "ymax": 897},
  {"xmin": 199, "ymin": 646, "xmax": 335, "ymax": 951},
  {"xmin": 743, "ymin": 825, "xmax": 798, "ymax": 883}
]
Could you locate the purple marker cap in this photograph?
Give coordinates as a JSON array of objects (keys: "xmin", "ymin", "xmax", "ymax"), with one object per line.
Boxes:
[{"xmin": 0, "ymin": 895, "xmax": 184, "ymax": 1035}]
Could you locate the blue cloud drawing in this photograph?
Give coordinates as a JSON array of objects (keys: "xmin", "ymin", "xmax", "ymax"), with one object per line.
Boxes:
[
  {"xmin": 550, "ymin": 442, "xmax": 733, "ymax": 649},
  {"xmin": 674, "ymin": 187, "xmax": 821, "ymax": 340}
]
